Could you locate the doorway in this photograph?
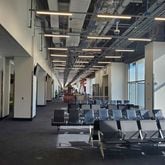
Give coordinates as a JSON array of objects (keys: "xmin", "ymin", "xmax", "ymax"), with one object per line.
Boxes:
[{"xmin": 102, "ymin": 75, "xmax": 108, "ymax": 97}]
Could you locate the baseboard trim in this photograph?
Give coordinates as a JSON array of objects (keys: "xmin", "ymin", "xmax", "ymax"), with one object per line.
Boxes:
[
  {"xmin": 0, "ymin": 115, "xmax": 9, "ymax": 121},
  {"xmin": 37, "ymin": 105, "xmax": 46, "ymax": 107},
  {"xmin": 12, "ymin": 118, "xmax": 33, "ymax": 121}
]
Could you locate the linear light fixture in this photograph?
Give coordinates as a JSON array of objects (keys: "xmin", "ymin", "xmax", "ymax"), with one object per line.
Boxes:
[
  {"xmin": 44, "ymin": 34, "xmax": 70, "ymax": 38},
  {"xmin": 52, "ymin": 60, "xmax": 66, "ymax": 63},
  {"xmin": 72, "ymin": 68, "xmax": 83, "ymax": 70},
  {"xmin": 154, "ymin": 17, "xmax": 165, "ymax": 21},
  {"xmin": 128, "ymin": 38, "xmax": 152, "ymax": 42},
  {"xmin": 54, "ymin": 64, "xmax": 66, "ymax": 66},
  {"xmin": 97, "ymin": 14, "xmax": 131, "ymax": 19},
  {"xmin": 105, "ymin": 56, "xmax": 121, "ymax": 58},
  {"xmin": 48, "ymin": 47, "xmax": 68, "ymax": 51},
  {"xmin": 115, "ymin": 49, "xmax": 135, "ymax": 52},
  {"xmin": 55, "ymin": 67, "xmax": 65, "ymax": 69},
  {"xmin": 87, "ymin": 36, "xmax": 112, "ymax": 40},
  {"xmin": 93, "ymin": 65, "xmax": 104, "ymax": 68},
  {"xmin": 73, "ymin": 65, "xmax": 85, "ymax": 67},
  {"xmin": 79, "ymin": 55, "xmax": 94, "ymax": 58},
  {"xmin": 98, "ymin": 61, "xmax": 111, "ymax": 64},
  {"xmin": 82, "ymin": 48, "xmax": 102, "ymax": 52},
  {"xmin": 36, "ymin": 11, "xmax": 72, "ymax": 16},
  {"xmin": 76, "ymin": 61, "xmax": 89, "ymax": 63},
  {"xmin": 51, "ymin": 54, "xmax": 67, "ymax": 57}
]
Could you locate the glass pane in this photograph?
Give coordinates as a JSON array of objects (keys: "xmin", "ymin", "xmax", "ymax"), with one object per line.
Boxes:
[
  {"xmin": 136, "ymin": 81, "xmax": 145, "ymax": 108},
  {"xmin": 128, "ymin": 83, "xmax": 136, "ymax": 105},
  {"xmin": 136, "ymin": 59, "xmax": 145, "ymax": 81},
  {"xmin": 129, "ymin": 63, "xmax": 136, "ymax": 81}
]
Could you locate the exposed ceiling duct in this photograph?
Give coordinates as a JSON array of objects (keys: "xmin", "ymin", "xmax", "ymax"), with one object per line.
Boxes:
[{"xmin": 36, "ymin": 0, "xmax": 165, "ymax": 86}]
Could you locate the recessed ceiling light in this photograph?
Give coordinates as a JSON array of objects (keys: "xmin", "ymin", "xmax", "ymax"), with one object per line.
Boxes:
[
  {"xmin": 48, "ymin": 48, "xmax": 68, "ymax": 51},
  {"xmin": 44, "ymin": 34, "xmax": 70, "ymax": 38},
  {"xmin": 82, "ymin": 48, "xmax": 102, "ymax": 52},
  {"xmin": 36, "ymin": 11, "xmax": 72, "ymax": 16},
  {"xmin": 115, "ymin": 49, "xmax": 135, "ymax": 52},
  {"xmin": 52, "ymin": 60, "xmax": 66, "ymax": 63},
  {"xmin": 154, "ymin": 17, "xmax": 165, "ymax": 21},
  {"xmin": 76, "ymin": 61, "xmax": 89, "ymax": 63},
  {"xmin": 97, "ymin": 14, "xmax": 131, "ymax": 19},
  {"xmin": 128, "ymin": 38, "xmax": 152, "ymax": 42},
  {"xmin": 93, "ymin": 65, "xmax": 104, "ymax": 68},
  {"xmin": 98, "ymin": 61, "xmax": 111, "ymax": 64},
  {"xmin": 105, "ymin": 56, "xmax": 121, "ymax": 58},
  {"xmin": 53, "ymin": 64, "xmax": 66, "ymax": 66},
  {"xmin": 87, "ymin": 36, "xmax": 112, "ymax": 40},
  {"xmin": 51, "ymin": 54, "xmax": 67, "ymax": 57},
  {"xmin": 79, "ymin": 55, "xmax": 94, "ymax": 58}
]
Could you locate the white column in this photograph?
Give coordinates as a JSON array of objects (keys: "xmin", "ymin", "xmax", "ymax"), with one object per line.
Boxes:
[
  {"xmin": 110, "ymin": 63, "xmax": 128, "ymax": 100},
  {"xmin": 145, "ymin": 42, "xmax": 165, "ymax": 114},
  {"xmin": 0, "ymin": 57, "xmax": 3, "ymax": 117},
  {"xmin": 46, "ymin": 76, "xmax": 52, "ymax": 101},
  {"xmin": 4, "ymin": 58, "xmax": 11, "ymax": 117},
  {"xmin": 37, "ymin": 71, "xmax": 46, "ymax": 106},
  {"xmin": 145, "ymin": 42, "xmax": 154, "ymax": 110},
  {"xmin": 14, "ymin": 57, "xmax": 33, "ymax": 119},
  {"xmin": 0, "ymin": 57, "xmax": 11, "ymax": 118}
]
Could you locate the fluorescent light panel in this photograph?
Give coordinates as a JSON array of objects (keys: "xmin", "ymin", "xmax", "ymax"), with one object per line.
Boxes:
[
  {"xmin": 76, "ymin": 61, "xmax": 89, "ymax": 63},
  {"xmin": 52, "ymin": 60, "xmax": 66, "ymax": 62},
  {"xmin": 115, "ymin": 49, "xmax": 135, "ymax": 52},
  {"xmin": 55, "ymin": 67, "xmax": 65, "ymax": 69},
  {"xmin": 79, "ymin": 55, "xmax": 94, "ymax": 58},
  {"xmin": 128, "ymin": 38, "xmax": 152, "ymax": 42},
  {"xmin": 87, "ymin": 36, "xmax": 112, "ymax": 40},
  {"xmin": 98, "ymin": 61, "xmax": 111, "ymax": 64},
  {"xmin": 154, "ymin": 17, "xmax": 165, "ymax": 21},
  {"xmin": 36, "ymin": 11, "xmax": 72, "ymax": 16},
  {"xmin": 74, "ymin": 65, "xmax": 85, "ymax": 67},
  {"xmin": 48, "ymin": 47, "xmax": 68, "ymax": 51},
  {"xmin": 93, "ymin": 65, "xmax": 104, "ymax": 68},
  {"xmin": 51, "ymin": 54, "xmax": 67, "ymax": 57},
  {"xmin": 82, "ymin": 48, "xmax": 102, "ymax": 52},
  {"xmin": 54, "ymin": 64, "xmax": 66, "ymax": 66},
  {"xmin": 105, "ymin": 56, "xmax": 121, "ymax": 58},
  {"xmin": 44, "ymin": 34, "xmax": 70, "ymax": 38},
  {"xmin": 97, "ymin": 14, "xmax": 131, "ymax": 19}
]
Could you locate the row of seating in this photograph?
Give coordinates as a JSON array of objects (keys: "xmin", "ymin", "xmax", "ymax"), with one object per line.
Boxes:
[
  {"xmin": 68, "ymin": 103, "xmax": 139, "ymax": 111},
  {"xmin": 51, "ymin": 109, "xmax": 165, "ymax": 129},
  {"xmin": 90, "ymin": 119, "xmax": 165, "ymax": 159}
]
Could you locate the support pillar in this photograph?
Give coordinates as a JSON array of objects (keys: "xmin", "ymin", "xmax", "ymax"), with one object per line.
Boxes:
[
  {"xmin": 145, "ymin": 42, "xmax": 165, "ymax": 114},
  {"xmin": 0, "ymin": 57, "xmax": 11, "ymax": 118},
  {"xmin": 46, "ymin": 75, "xmax": 52, "ymax": 101},
  {"xmin": 14, "ymin": 57, "xmax": 33, "ymax": 119},
  {"xmin": 37, "ymin": 71, "xmax": 46, "ymax": 106}
]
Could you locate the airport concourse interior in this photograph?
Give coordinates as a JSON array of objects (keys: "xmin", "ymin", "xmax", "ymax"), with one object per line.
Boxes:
[{"xmin": 1, "ymin": 0, "xmax": 165, "ymax": 164}]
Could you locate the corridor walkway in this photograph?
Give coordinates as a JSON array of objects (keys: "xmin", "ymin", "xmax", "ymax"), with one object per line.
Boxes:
[{"xmin": 0, "ymin": 101, "xmax": 165, "ymax": 165}]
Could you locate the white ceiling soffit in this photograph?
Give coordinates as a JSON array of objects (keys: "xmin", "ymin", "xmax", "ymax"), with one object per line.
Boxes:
[
  {"xmin": 66, "ymin": 0, "xmax": 91, "ymax": 47},
  {"xmin": 0, "ymin": 24, "xmax": 29, "ymax": 57},
  {"xmin": 48, "ymin": 0, "xmax": 59, "ymax": 44}
]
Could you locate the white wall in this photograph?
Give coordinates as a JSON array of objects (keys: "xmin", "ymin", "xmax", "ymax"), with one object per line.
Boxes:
[
  {"xmin": 4, "ymin": 59, "xmax": 10, "ymax": 117},
  {"xmin": 0, "ymin": 57, "xmax": 3, "ymax": 117},
  {"xmin": 153, "ymin": 42, "xmax": 165, "ymax": 115},
  {"xmin": 0, "ymin": 0, "xmax": 58, "ymax": 80},
  {"xmin": 95, "ymin": 63, "xmax": 127, "ymax": 99},
  {"xmin": 14, "ymin": 57, "xmax": 33, "ymax": 118},
  {"xmin": 37, "ymin": 71, "xmax": 46, "ymax": 105},
  {"xmin": 0, "ymin": 0, "xmax": 33, "ymax": 55},
  {"xmin": 111, "ymin": 63, "xmax": 128, "ymax": 100}
]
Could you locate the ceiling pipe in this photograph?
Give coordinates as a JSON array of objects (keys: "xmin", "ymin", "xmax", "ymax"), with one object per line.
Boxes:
[{"xmin": 69, "ymin": 0, "xmax": 165, "ymax": 83}]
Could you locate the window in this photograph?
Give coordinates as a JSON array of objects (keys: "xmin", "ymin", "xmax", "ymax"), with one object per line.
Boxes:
[{"xmin": 128, "ymin": 58, "xmax": 145, "ymax": 108}]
